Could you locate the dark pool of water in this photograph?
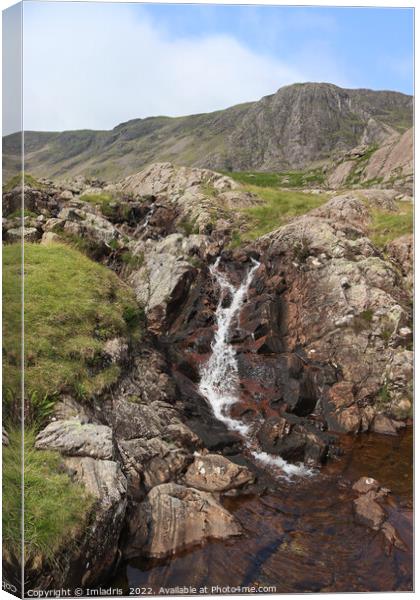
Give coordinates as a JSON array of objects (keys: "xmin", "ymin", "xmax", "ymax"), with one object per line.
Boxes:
[{"xmin": 113, "ymin": 428, "xmax": 413, "ymax": 594}]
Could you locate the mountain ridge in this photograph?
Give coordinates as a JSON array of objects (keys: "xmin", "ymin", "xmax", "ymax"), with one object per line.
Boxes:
[{"xmin": 2, "ymin": 82, "xmax": 413, "ymax": 181}]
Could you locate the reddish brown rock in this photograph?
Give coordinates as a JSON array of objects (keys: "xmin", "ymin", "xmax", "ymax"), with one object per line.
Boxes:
[
  {"xmin": 256, "ymin": 415, "xmax": 329, "ymax": 467},
  {"xmin": 354, "ymin": 490, "xmax": 386, "ymax": 530},
  {"xmin": 324, "ymin": 383, "xmax": 361, "ymax": 433},
  {"xmin": 381, "ymin": 521, "xmax": 407, "ymax": 551}
]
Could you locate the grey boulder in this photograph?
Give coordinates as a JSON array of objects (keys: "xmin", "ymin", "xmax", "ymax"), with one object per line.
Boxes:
[{"xmin": 35, "ymin": 420, "xmax": 113, "ymax": 460}]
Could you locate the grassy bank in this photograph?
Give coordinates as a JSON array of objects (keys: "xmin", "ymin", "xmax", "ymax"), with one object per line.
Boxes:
[
  {"xmin": 3, "ymin": 242, "xmax": 141, "ymax": 405},
  {"xmin": 2, "ymin": 428, "xmax": 93, "ymax": 565},
  {"xmin": 3, "ymin": 173, "xmax": 46, "ymax": 193},
  {"xmin": 2, "ymin": 242, "xmax": 138, "ymax": 567}
]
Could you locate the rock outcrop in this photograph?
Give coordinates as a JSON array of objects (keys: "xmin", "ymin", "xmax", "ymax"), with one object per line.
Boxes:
[
  {"xmin": 352, "ymin": 476, "xmax": 406, "ymax": 551},
  {"xmin": 184, "ymin": 454, "xmax": 254, "ymax": 493},
  {"xmin": 125, "ymin": 483, "xmax": 242, "ymax": 559},
  {"xmin": 35, "ymin": 421, "xmax": 113, "ymax": 460},
  {"xmin": 327, "ymin": 128, "xmax": 413, "ymax": 193},
  {"xmin": 254, "ymin": 193, "xmax": 413, "ymax": 429},
  {"xmin": 111, "ymin": 346, "xmax": 200, "ymax": 495},
  {"xmin": 386, "ymin": 234, "xmax": 413, "ymax": 292}
]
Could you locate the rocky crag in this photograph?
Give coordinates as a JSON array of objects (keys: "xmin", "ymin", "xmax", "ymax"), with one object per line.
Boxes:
[
  {"xmin": 3, "ymin": 83, "xmax": 413, "ymax": 186},
  {"xmin": 2, "ymin": 162, "xmax": 413, "ymax": 591}
]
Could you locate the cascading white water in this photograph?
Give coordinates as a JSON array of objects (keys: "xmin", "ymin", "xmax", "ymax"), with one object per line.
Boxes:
[
  {"xmin": 199, "ymin": 257, "xmax": 259, "ymax": 436},
  {"xmin": 140, "ymin": 205, "xmax": 156, "ymax": 230},
  {"xmin": 199, "ymin": 257, "xmax": 312, "ymax": 479}
]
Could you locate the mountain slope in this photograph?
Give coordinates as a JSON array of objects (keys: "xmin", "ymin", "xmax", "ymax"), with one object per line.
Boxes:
[{"xmin": 2, "ymin": 82, "xmax": 412, "ymax": 180}]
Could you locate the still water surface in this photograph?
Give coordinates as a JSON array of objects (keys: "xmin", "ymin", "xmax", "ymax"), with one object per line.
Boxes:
[{"xmin": 113, "ymin": 428, "xmax": 412, "ymax": 594}]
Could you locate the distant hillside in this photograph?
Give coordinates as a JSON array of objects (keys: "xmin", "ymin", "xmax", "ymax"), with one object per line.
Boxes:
[{"xmin": 2, "ymin": 82, "xmax": 413, "ymax": 181}]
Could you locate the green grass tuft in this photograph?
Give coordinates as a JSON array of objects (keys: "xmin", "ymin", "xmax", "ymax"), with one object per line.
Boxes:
[
  {"xmin": 369, "ymin": 201, "xmax": 413, "ymax": 249},
  {"xmin": 121, "ymin": 250, "xmax": 144, "ymax": 270},
  {"xmin": 3, "ymin": 173, "xmax": 46, "ymax": 193},
  {"xmin": 178, "ymin": 215, "xmax": 199, "ymax": 236},
  {"xmin": 236, "ymin": 185, "xmax": 327, "ymax": 242},
  {"xmin": 79, "ymin": 192, "xmax": 119, "ymax": 219},
  {"xmin": 201, "ymin": 183, "xmax": 218, "ymax": 197},
  {"xmin": 225, "ymin": 168, "xmax": 325, "ymax": 189},
  {"xmin": 2, "ymin": 428, "xmax": 93, "ymax": 565},
  {"xmin": 79, "ymin": 192, "xmax": 114, "ymax": 205},
  {"xmin": 7, "ymin": 208, "xmax": 38, "ymax": 219}
]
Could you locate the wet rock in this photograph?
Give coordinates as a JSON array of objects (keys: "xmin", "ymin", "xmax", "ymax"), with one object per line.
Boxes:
[
  {"xmin": 63, "ymin": 457, "xmax": 127, "ymax": 583},
  {"xmin": 352, "ymin": 476, "xmax": 380, "ymax": 494},
  {"xmin": 35, "ymin": 420, "xmax": 113, "ymax": 460},
  {"xmin": 354, "ymin": 490, "xmax": 386, "ymax": 530},
  {"xmin": 134, "ymin": 483, "xmax": 242, "ymax": 558},
  {"xmin": 256, "ymin": 415, "xmax": 328, "ymax": 467},
  {"xmin": 184, "ymin": 453, "xmax": 254, "ymax": 492},
  {"xmin": 352, "ymin": 477, "xmax": 407, "ymax": 552},
  {"xmin": 381, "ymin": 521, "xmax": 407, "ymax": 551},
  {"xmin": 256, "ymin": 196, "xmax": 412, "ymax": 430},
  {"xmin": 371, "ymin": 414, "xmax": 405, "ymax": 436}
]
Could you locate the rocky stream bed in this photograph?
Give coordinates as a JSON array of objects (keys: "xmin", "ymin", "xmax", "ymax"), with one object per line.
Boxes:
[
  {"xmin": 114, "ymin": 427, "xmax": 413, "ymax": 594},
  {"xmin": 2, "ymin": 163, "xmax": 413, "ymax": 594}
]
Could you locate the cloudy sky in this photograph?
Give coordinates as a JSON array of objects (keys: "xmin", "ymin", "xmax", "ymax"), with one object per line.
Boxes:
[{"xmin": 3, "ymin": 1, "xmax": 414, "ymax": 134}]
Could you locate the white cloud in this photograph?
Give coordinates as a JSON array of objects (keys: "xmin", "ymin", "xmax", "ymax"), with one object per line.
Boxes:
[
  {"xmin": 3, "ymin": 3, "xmax": 22, "ymax": 136},
  {"xmin": 21, "ymin": 2, "xmax": 342, "ymax": 132}
]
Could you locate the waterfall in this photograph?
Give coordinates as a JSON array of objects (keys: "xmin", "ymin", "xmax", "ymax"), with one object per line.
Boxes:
[
  {"xmin": 199, "ymin": 257, "xmax": 312, "ymax": 479},
  {"xmin": 140, "ymin": 204, "xmax": 156, "ymax": 230},
  {"xmin": 199, "ymin": 257, "xmax": 259, "ymax": 436}
]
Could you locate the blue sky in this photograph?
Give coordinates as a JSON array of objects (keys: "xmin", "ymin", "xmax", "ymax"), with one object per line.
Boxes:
[
  {"xmin": 5, "ymin": 2, "xmax": 414, "ymax": 133},
  {"xmin": 139, "ymin": 3, "xmax": 414, "ymax": 93}
]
